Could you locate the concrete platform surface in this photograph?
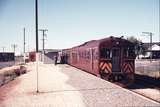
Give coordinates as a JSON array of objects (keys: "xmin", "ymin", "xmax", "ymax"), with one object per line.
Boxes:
[{"xmin": 0, "ymin": 63, "xmax": 159, "ymax": 107}]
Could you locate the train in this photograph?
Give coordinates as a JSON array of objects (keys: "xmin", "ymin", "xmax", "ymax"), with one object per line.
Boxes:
[{"xmin": 60, "ymin": 36, "xmax": 136, "ymax": 86}]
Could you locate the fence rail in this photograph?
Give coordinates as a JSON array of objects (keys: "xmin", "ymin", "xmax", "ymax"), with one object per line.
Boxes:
[{"xmin": 135, "ymin": 59, "xmax": 160, "ymax": 79}]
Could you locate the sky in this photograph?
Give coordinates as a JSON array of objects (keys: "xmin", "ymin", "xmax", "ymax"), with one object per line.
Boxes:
[{"xmin": 0, "ymin": 0, "xmax": 159, "ymax": 55}]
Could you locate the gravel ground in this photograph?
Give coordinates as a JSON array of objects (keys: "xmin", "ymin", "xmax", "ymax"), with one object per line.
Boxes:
[
  {"xmin": 0, "ymin": 62, "xmax": 159, "ymax": 107},
  {"xmin": 133, "ymin": 88, "xmax": 160, "ymax": 102}
]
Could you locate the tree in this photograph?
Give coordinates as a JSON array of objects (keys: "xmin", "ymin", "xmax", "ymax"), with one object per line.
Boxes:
[{"xmin": 126, "ymin": 36, "xmax": 147, "ymax": 58}]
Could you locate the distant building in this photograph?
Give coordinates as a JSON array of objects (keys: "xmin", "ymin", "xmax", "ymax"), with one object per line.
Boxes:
[
  {"xmin": 142, "ymin": 42, "xmax": 160, "ymax": 59},
  {"xmin": 42, "ymin": 49, "xmax": 61, "ymax": 64},
  {"xmin": 28, "ymin": 49, "xmax": 61, "ymax": 64}
]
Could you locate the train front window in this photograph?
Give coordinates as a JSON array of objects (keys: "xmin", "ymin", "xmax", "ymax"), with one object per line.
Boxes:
[
  {"xmin": 100, "ymin": 48, "xmax": 111, "ymax": 58},
  {"xmin": 124, "ymin": 46, "xmax": 135, "ymax": 58}
]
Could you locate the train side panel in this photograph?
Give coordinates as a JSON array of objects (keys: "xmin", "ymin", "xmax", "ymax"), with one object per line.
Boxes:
[{"xmin": 63, "ymin": 46, "xmax": 99, "ymax": 76}]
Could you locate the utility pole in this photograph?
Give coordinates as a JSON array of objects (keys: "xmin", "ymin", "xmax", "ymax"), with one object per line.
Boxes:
[
  {"xmin": 142, "ymin": 32, "xmax": 153, "ymax": 62},
  {"xmin": 39, "ymin": 29, "xmax": 48, "ymax": 51},
  {"xmin": 39, "ymin": 29, "xmax": 47, "ymax": 63},
  {"xmin": 24, "ymin": 28, "xmax": 26, "ymax": 64},
  {"xmin": 11, "ymin": 44, "xmax": 17, "ymax": 64},
  {"xmin": 11, "ymin": 44, "xmax": 17, "ymax": 54},
  {"xmin": 2, "ymin": 47, "xmax": 5, "ymax": 52},
  {"xmin": 159, "ymin": 0, "xmax": 160, "ymax": 79},
  {"xmin": 35, "ymin": 0, "xmax": 39, "ymax": 93}
]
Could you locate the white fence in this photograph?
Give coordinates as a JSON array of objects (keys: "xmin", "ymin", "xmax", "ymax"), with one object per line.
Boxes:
[{"xmin": 135, "ymin": 59, "xmax": 160, "ymax": 78}]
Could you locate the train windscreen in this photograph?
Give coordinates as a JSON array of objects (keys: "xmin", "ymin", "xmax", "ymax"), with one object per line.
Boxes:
[
  {"xmin": 100, "ymin": 48, "xmax": 111, "ymax": 58},
  {"xmin": 124, "ymin": 46, "xmax": 135, "ymax": 58}
]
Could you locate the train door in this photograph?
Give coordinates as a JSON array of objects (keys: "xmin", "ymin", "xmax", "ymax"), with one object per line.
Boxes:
[
  {"xmin": 91, "ymin": 48, "xmax": 98, "ymax": 75},
  {"xmin": 91, "ymin": 49, "xmax": 94, "ymax": 70},
  {"xmin": 112, "ymin": 48, "xmax": 120, "ymax": 72}
]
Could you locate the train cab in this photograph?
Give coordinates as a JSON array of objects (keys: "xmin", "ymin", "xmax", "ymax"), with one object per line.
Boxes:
[{"xmin": 99, "ymin": 37, "xmax": 136, "ymax": 84}]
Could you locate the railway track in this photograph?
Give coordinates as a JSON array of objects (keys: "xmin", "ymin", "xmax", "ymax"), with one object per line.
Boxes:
[{"xmin": 126, "ymin": 74, "xmax": 160, "ymax": 103}]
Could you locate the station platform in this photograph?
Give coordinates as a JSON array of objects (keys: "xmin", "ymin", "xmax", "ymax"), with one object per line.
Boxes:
[{"xmin": 0, "ymin": 62, "xmax": 159, "ymax": 107}]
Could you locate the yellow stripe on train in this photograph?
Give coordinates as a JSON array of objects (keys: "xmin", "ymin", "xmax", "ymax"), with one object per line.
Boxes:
[
  {"xmin": 100, "ymin": 62, "xmax": 112, "ymax": 73},
  {"xmin": 122, "ymin": 63, "xmax": 133, "ymax": 73}
]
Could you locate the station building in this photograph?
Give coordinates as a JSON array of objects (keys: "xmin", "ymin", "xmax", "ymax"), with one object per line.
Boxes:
[{"xmin": 140, "ymin": 42, "xmax": 160, "ymax": 59}]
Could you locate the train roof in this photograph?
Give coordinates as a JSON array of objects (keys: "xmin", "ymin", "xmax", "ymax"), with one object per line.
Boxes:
[
  {"xmin": 63, "ymin": 36, "xmax": 135, "ymax": 51},
  {"xmin": 76, "ymin": 36, "xmax": 134, "ymax": 47}
]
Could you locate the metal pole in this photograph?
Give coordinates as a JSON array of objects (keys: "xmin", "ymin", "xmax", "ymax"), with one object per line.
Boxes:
[
  {"xmin": 159, "ymin": 0, "xmax": 160, "ymax": 79},
  {"xmin": 39, "ymin": 29, "xmax": 48, "ymax": 51},
  {"xmin": 42, "ymin": 30, "xmax": 45, "ymax": 63},
  {"xmin": 39, "ymin": 29, "xmax": 48, "ymax": 63},
  {"xmin": 11, "ymin": 44, "xmax": 17, "ymax": 65},
  {"xmin": 24, "ymin": 28, "xmax": 26, "ymax": 64},
  {"xmin": 142, "ymin": 32, "xmax": 153, "ymax": 63},
  {"xmin": 2, "ymin": 47, "xmax": 5, "ymax": 52},
  {"xmin": 11, "ymin": 44, "xmax": 17, "ymax": 54},
  {"xmin": 35, "ymin": 0, "xmax": 39, "ymax": 93},
  {"xmin": 36, "ymin": 0, "xmax": 39, "ymax": 52},
  {"xmin": 42, "ymin": 30, "xmax": 44, "ymax": 51},
  {"xmin": 150, "ymin": 33, "xmax": 152, "ymax": 62}
]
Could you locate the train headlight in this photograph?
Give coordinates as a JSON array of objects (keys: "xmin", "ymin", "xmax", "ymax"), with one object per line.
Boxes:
[{"xmin": 116, "ymin": 41, "xmax": 119, "ymax": 45}]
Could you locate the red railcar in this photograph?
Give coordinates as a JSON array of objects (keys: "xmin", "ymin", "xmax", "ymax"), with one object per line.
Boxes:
[{"xmin": 61, "ymin": 36, "xmax": 136, "ymax": 85}]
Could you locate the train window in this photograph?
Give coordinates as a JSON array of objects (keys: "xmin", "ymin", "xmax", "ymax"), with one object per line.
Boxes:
[
  {"xmin": 100, "ymin": 48, "xmax": 111, "ymax": 58},
  {"xmin": 124, "ymin": 47, "xmax": 135, "ymax": 58},
  {"xmin": 80, "ymin": 51, "xmax": 84, "ymax": 59},
  {"xmin": 84, "ymin": 50, "xmax": 87, "ymax": 59},
  {"xmin": 95, "ymin": 51, "xmax": 99, "ymax": 59},
  {"xmin": 129, "ymin": 47, "xmax": 135, "ymax": 57},
  {"xmin": 124, "ymin": 48, "xmax": 128, "ymax": 57},
  {"xmin": 82, "ymin": 51, "xmax": 85, "ymax": 58},
  {"xmin": 79, "ymin": 52, "xmax": 82, "ymax": 58},
  {"xmin": 92, "ymin": 49, "xmax": 96, "ymax": 60},
  {"xmin": 87, "ymin": 51, "xmax": 90, "ymax": 59},
  {"xmin": 84, "ymin": 52, "xmax": 86, "ymax": 58}
]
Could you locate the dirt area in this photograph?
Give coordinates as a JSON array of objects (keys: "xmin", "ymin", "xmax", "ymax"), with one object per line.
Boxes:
[{"xmin": 0, "ymin": 65, "xmax": 27, "ymax": 86}]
